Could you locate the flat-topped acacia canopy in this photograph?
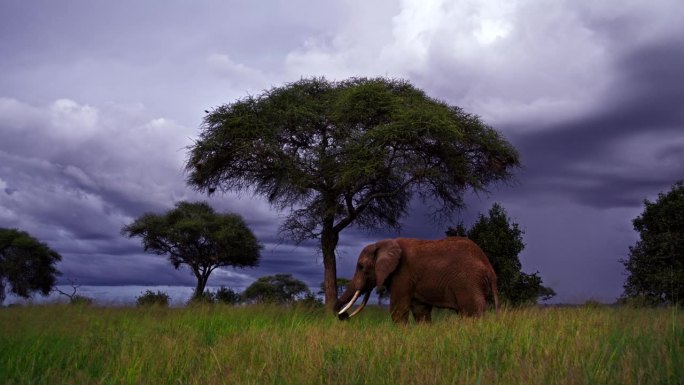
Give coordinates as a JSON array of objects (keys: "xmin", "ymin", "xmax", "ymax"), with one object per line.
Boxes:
[{"xmin": 185, "ymin": 77, "xmax": 520, "ymax": 307}]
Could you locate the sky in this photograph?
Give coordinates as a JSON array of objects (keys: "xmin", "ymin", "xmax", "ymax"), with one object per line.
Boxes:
[{"xmin": 1, "ymin": 0, "xmax": 683, "ymax": 304}]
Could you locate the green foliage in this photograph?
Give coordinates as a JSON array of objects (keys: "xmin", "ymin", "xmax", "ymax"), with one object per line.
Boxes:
[
  {"xmin": 447, "ymin": 203, "xmax": 555, "ymax": 305},
  {"xmin": 69, "ymin": 295, "xmax": 94, "ymax": 306},
  {"xmin": 242, "ymin": 274, "xmax": 311, "ymax": 304},
  {"xmin": 214, "ymin": 286, "xmax": 241, "ymax": 305},
  {"xmin": 298, "ymin": 292, "xmax": 324, "ymax": 308},
  {"xmin": 185, "ymin": 77, "xmax": 520, "ymax": 304},
  {"xmin": 187, "ymin": 291, "xmax": 217, "ymax": 306},
  {"xmin": 318, "ymin": 278, "xmax": 350, "ymax": 297},
  {"xmin": 136, "ymin": 290, "xmax": 170, "ymax": 307},
  {"xmin": 622, "ymin": 181, "xmax": 684, "ymax": 306},
  {"xmin": 0, "ymin": 228, "xmax": 62, "ymax": 304},
  {"xmin": 122, "ymin": 201, "xmax": 261, "ymax": 299},
  {"xmin": 582, "ymin": 299, "xmax": 604, "ymax": 308},
  {"xmin": 0, "ymin": 305, "xmax": 681, "ymax": 384},
  {"xmin": 616, "ymin": 295, "xmax": 661, "ymax": 308}
]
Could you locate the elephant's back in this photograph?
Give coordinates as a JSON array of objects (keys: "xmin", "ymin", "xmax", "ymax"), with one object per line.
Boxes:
[{"xmin": 397, "ymin": 237, "xmax": 495, "ymax": 273}]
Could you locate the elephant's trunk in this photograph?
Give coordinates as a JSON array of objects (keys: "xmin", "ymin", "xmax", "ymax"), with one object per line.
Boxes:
[
  {"xmin": 333, "ymin": 284, "xmax": 357, "ymax": 312},
  {"xmin": 336, "ymin": 290, "xmax": 371, "ymax": 321},
  {"xmin": 337, "ymin": 290, "xmax": 361, "ymax": 315}
]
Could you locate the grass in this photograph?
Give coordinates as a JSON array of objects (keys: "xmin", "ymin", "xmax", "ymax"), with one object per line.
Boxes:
[{"xmin": 0, "ymin": 304, "xmax": 682, "ymax": 384}]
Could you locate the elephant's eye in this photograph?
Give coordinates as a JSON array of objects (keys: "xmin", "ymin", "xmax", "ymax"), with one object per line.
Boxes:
[{"xmin": 357, "ymin": 263, "xmax": 364, "ymax": 271}]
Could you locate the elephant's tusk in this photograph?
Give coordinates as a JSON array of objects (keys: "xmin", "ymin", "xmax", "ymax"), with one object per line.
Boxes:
[
  {"xmin": 338, "ymin": 290, "xmax": 361, "ymax": 315},
  {"xmin": 348, "ymin": 291, "xmax": 371, "ymax": 318}
]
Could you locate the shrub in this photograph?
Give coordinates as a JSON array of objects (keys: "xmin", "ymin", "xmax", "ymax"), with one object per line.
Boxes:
[
  {"xmin": 70, "ymin": 295, "xmax": 94, "ymax": 306},
  {"xmin": 583, "ymin": 299, "xmax": 604, "ymax": 308},
  {"xmin": 187, "ymin": 291, "xmax": 215, "ymax": 306},
  {"xmin": 136, "ymin": 290, "xmax": 170, "ymax": 307},
  {"xmin": 297, "ymin": 293, "xmax": 323, "ymax": 308},
  {"xmin": 214, "ymin": 286, "xmax": 241, "ymax": 305},
  {"xmin": 616, "ymin": 295, "xmax": 660, "ymax": 308}
]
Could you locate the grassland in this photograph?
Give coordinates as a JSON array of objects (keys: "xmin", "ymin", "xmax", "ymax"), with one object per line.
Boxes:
[{"xmin": 0, "ymin": 304, "xmax": 682, "ymax": 385}]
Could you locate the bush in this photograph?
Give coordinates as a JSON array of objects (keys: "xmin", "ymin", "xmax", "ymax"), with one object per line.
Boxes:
[
  {"xmin": 214, "ymin": 286, "xmax": 241, "ymax": 305},
  {"xmin": 616, "ymin": 295, "xmax": 660, "ymax": 308},
  {"xmin": 583, "ymin": 299, "xmax": 604, "ymax": 308},
  {"xmin": 69, "ymin": 295, "xmax": 94, "ymax": 306},
  {"xmin": 187, "ymin": 291, "xmax": 216, "ymax": 306},
  {"xmin": 297, "ymin": 293, "xmax": 323, "ymax": 308},
  {"xmin": 136, "ymin": 290, "xmax": 170, "ymax": 307}
]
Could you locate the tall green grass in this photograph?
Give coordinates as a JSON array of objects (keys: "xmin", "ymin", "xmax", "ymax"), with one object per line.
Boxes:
[{"xmin": 1, "ymin": 304, "xmax": 681, "ymax": 384}]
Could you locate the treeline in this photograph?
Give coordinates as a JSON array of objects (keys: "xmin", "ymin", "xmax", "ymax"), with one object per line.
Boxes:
[
  {"xmin": 135, "ymin": 273, "xmax": 318, "ymax": 307},
  {"xmin": 2, "ymin": 180, "xmax": 683, "ymax": 308}
]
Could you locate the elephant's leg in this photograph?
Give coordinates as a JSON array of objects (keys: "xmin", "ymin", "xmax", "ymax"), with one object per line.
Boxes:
[
  {"xmin": 389, "ymin": 292, "xmax": 411, "ymax": 325},
  {"xmin": 411, "ymin": 300, "xmax": 432, "ymax": 323},
  {"xmin": 456, "ymin": 291, "xmax": 486, "ymax": 317},
  {"xmin": 389, "ymin": 301, "xmax": 410, "ymax": 324}
]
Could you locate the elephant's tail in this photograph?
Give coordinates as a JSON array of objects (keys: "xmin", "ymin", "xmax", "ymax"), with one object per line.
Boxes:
[{"xmin": 488, "ymin": 274, "xmax": 499, "ymax": 312}]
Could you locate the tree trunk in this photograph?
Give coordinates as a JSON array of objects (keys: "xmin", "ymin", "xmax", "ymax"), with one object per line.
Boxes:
[
  {"xmin": 321, "ymin": 222, "xmax": 339, "ymax": 309},
  {"xmin": 193, "ymin": 270, "xmax": 210, "ymax": 299},
  {"xmin": 0, "ymin": 278, "xmax": 5, "ymax": 305}
]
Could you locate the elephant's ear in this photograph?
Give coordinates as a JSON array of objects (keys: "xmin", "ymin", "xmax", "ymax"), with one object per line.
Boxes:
[{"xmin": 375, "ymin": 239, "xmax": 402, "ymax": 289}]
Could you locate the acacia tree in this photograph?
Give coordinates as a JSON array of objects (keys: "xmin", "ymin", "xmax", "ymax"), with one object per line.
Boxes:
[
  {"xmin": 242, "ymin": 274, "xmax": 311, "ymax": 304},
  {"xmin": 122, "ymin": 201, "xmax": 261, "ymax": 299},
  {"xmin": 621, "ymin": 181, "xmax": 683, "ymax": 306},
  {"xmin": 447, "ymin": 203, "xmax": 555, "ymax": 305},
  {"xmin": 186, "ymin": 77, "xmax": 520, "ymax": 306},
  {"xmin": 0, "ymin": 228, "xmax": 62, "ymax": 304}
]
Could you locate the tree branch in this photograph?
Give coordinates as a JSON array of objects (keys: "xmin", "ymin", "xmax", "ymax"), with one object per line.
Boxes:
[{"xmin": 332, "ymin": 175, "xmax": 419, "ymax": 233}]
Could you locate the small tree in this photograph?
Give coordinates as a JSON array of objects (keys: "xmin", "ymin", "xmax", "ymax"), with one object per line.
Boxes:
[
  {"xmin": 122, "ymin": 201, "xmax": 261, "ymax": 299},
  {"xmin": 621, "ymin": 181, "xmax": 684, "ymax": 306},
  {"xmin": 214, "ymin": 286, "xmax": 241, "ymax": 305},
  {"xmin": 0, "ymin": 228, "xmax": 62, "ymax": 305},
  {"xmin": 447, "ymin": 203, "xmax": 555, "ymax": 305},
  {"xmin": 136, "ymin": 290, "xmax": 170, "ymax": 307},
  {"xmin": 185, "ymin": 77, "xmax": 520, "ymax": 306},
  {"xmin": 54, "ymin": 279, "xmax": 93, "ymax": 305},
  {"xmin": 242, "ymin": 274, "xmax": 311, "ymax": 304}
]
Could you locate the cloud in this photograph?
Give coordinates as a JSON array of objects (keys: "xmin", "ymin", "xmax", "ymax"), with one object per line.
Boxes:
[
  {"xmin": 206, "ymin": 53, "xmax": 269, "ymax": 89},
  {"xmin": 1, "ymin": 0, "xmax": 683, "ymax": 304},
  {"xmin": 0, "ymin": 97, "xmax": 322, "ymax": 291},
  {"xmin": 506, "ymin": 36, "xmax": 684, "ymax": 210},
  {"xmin": 0, "ymin": 99, "xmax": 200, "ymax": 284}
]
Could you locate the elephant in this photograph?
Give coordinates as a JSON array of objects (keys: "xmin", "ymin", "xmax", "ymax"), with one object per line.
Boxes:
[{"xmin": 334, "ymin": 237, "xmax": 499, "ymax": 324}]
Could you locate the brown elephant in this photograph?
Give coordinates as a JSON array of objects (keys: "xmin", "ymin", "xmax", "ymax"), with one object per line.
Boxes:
[{"xmin": 334, "ymin": 237, "xmax": 499, "ymax": 324}]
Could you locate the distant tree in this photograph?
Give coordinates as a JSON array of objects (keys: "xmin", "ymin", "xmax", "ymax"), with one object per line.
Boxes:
[
  {"xmin": 242, "ymin": 274, "xmax": 311, "ymax": 304},
  {"xmin": 621, "ymin": 181, "xmax": 684, "ymax": 306},
  {"xmin": 299, "ymin": 292, "xmax": 324, "ymax": 308},
  {"xmin": 214, "ymin": 286, "xmax": 241, "ymax": 305},
  {"xmin": 136, "ymin": 290, "xmax": 170, "ymax": 307},
  {"xmin": 188, "ymin": 289, "xmax": 224, "ymax": 305},
  {"xmin": 0, "ymin": 228, "xmax": 62, "ymax": 305},
  {"xmin": 122, "ymin": 201, "xmax": 261, "ymax": 300},
  {"xmin": 54, "ymin": 278, "xmax": 93, "ymax": 305},
  {"xmin": 318, "ymin": 278, "xmax": 351, "ymax": 297},
  {"xmin": 447, "ymin": 203, "xmax": 555, "ymax": 305},
  {"xmin": 185, "ymin": 77, "xmax": 520, "ymax": 306}
]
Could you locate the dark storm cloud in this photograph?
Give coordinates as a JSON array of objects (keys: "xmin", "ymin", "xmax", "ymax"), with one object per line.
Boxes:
[
  {"xmin": 509, "ymin": 38, "xmax": 684, "ymax": 209},
  {"xmin": 2, "ymin": 0, "xmax": 683, "ymax": 304}
]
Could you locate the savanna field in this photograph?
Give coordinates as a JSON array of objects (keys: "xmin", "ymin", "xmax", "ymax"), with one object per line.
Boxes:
[{"xmin": 0, "ymin": 304, "xmax": 682, "ymax": 385}]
